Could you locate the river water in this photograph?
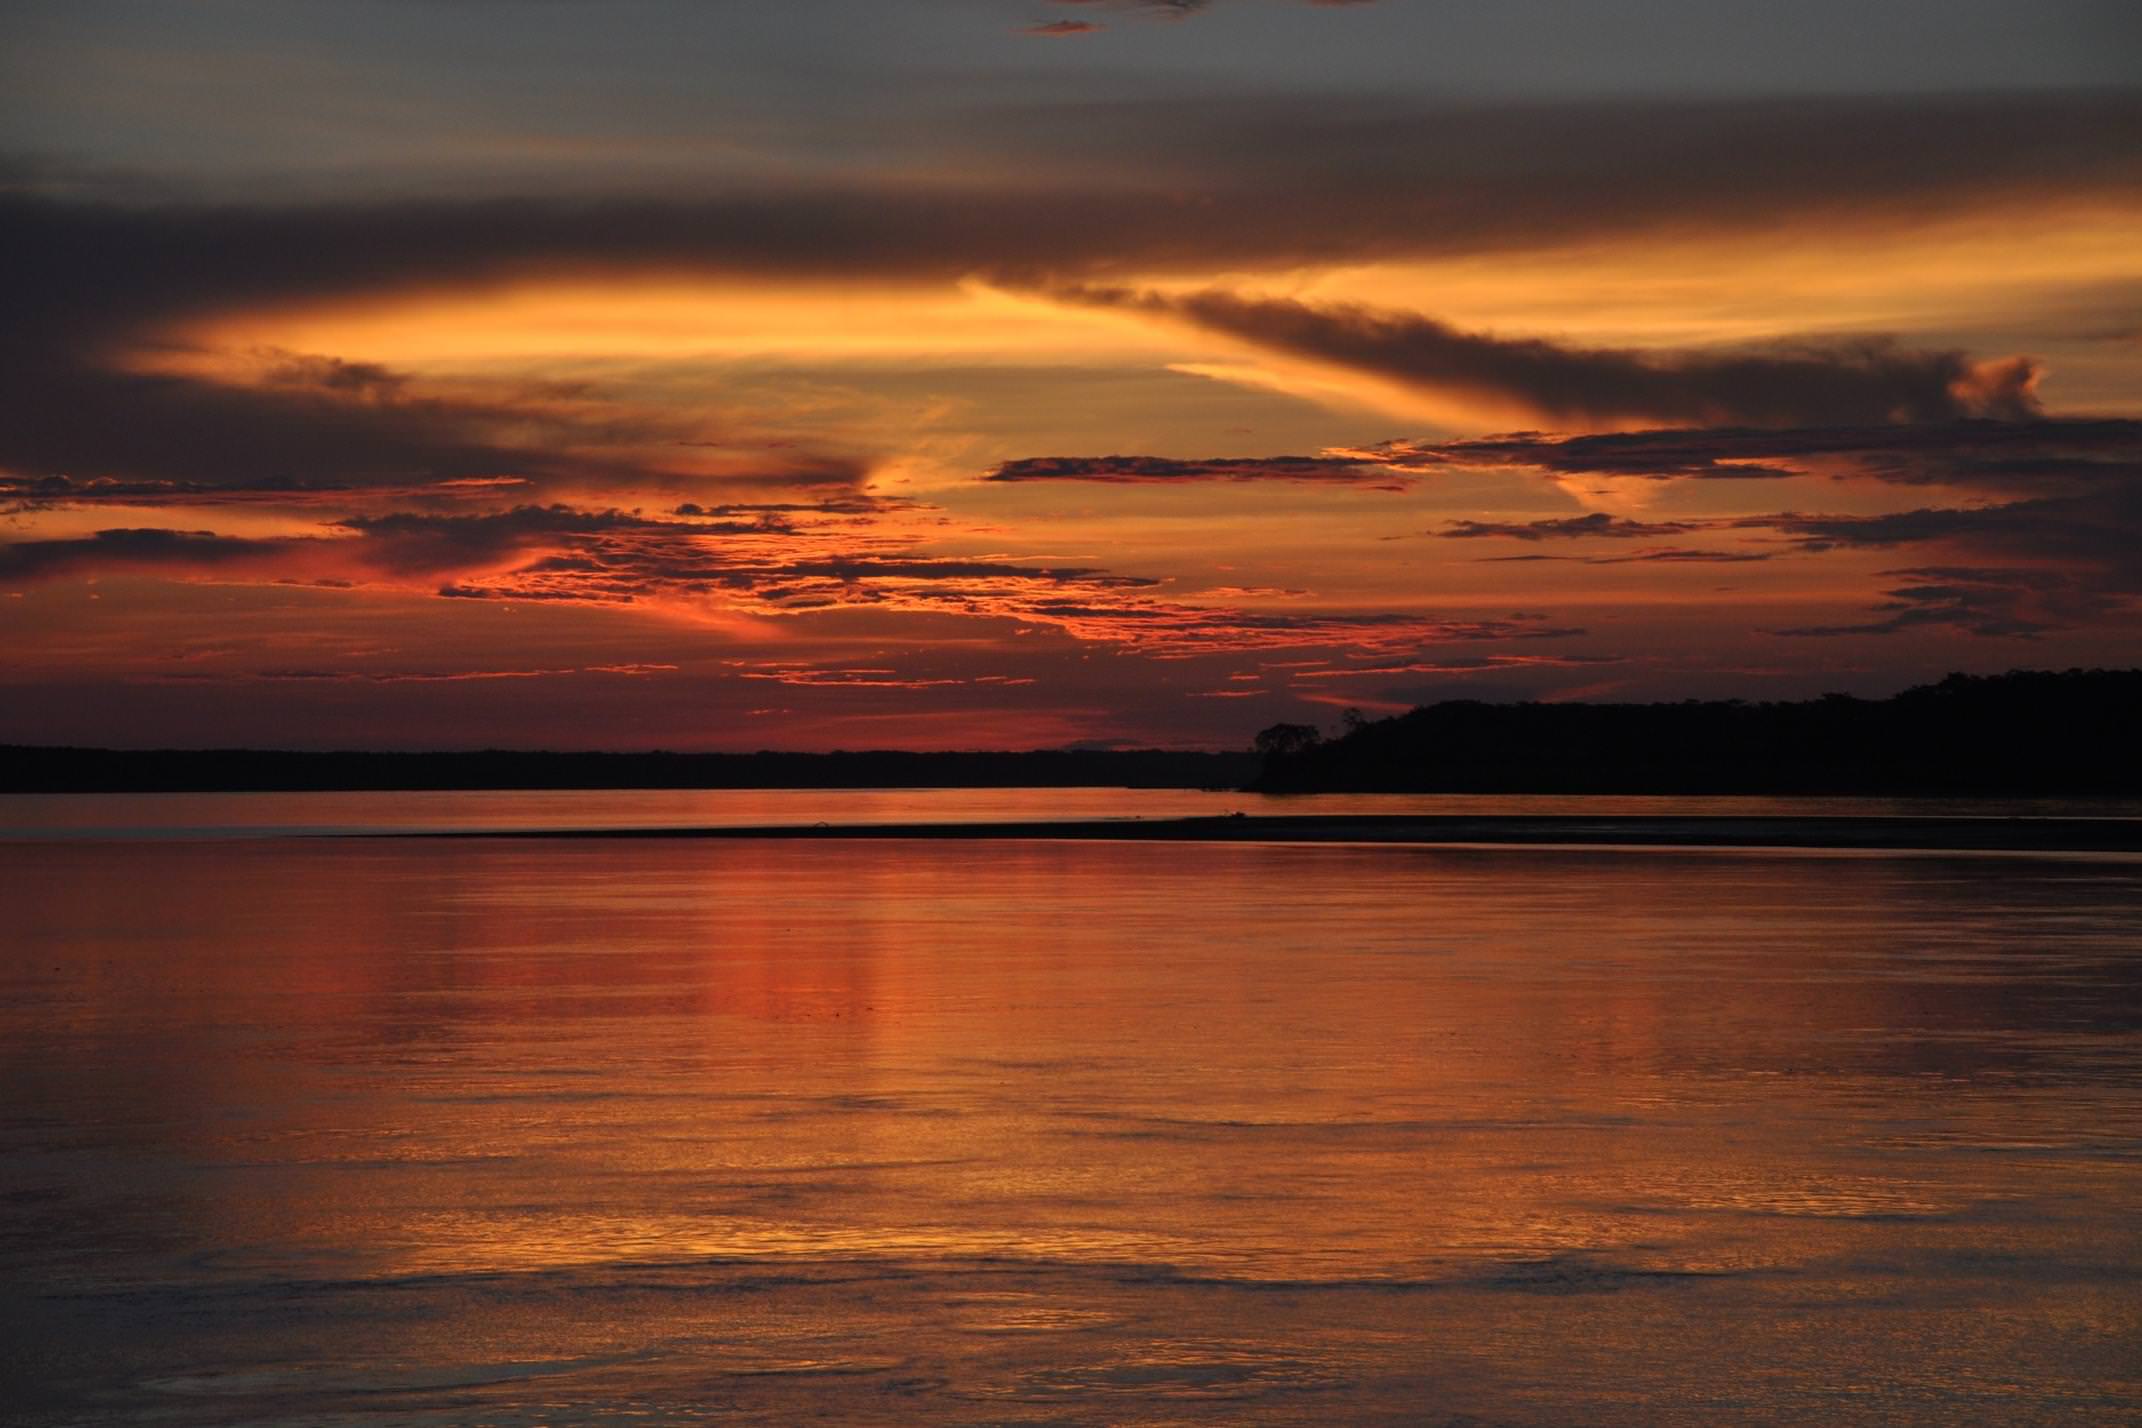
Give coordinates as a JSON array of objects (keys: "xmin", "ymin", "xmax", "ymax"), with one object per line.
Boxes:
[{"xmin": 3, "ymin": 793, "xmax": 2137, "ymax": 1423}]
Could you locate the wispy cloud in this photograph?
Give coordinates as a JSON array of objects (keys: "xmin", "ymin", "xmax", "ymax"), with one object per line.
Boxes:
[
  {"xmin": 1770, "ymin": 567, "xmax": 2110, "ymax": 639},
  {"xmin": 1379, "ymin": 418, "xmax": 2142, "ymax": 486},
  {"xmin": 1395, "ymin": 418, "xmax": 2142, "ymax": 637},
  {"xmin": 1046, "ymin": 284, "xmax": 2043, "ymax": 428},
  {"xmin": 0, "ymin": 500, "xmax": 1588, "ymax": 659},
  {"xmin": 1038, "ymin": 0, "xmax": 1383, "ymax": 20},
  {"xmin": 985, "ymin": 454, "xmax": 1402, "ymax": 486},
  {"xmin": 1440, "ymin": 514, "xmax": 1709, "ymax": 541}
]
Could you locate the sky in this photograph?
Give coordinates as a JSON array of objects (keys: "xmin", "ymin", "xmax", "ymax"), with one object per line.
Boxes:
[{"xmin": 2, "ymin": 1, "xmax": 2139, "ymax": 751}]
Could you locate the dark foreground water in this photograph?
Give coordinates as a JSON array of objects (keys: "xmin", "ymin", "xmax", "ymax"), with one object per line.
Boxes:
[{"xmin": 3, "ymin": 818, "xmax": 2139, "ymax": 1422}]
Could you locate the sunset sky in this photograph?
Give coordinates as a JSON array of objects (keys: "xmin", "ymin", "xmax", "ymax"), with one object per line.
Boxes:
[{"xmin": 3, "ymin": 1, "xmax": 2139, "ymax": 750}]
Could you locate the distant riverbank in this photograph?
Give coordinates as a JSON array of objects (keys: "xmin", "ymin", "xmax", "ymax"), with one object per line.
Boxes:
[
  {"xmin": 398, "ymin": 812, "xmax": 2142, "ymax": 855},
  {"xmin": 0, "ymin": 746, "xmax": 1257, "ymax": 794}
]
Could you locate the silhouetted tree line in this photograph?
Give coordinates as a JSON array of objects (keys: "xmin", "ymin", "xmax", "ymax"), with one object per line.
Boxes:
[
  {"xmin": 1251, "ymin": 669, "xmax": 2142, "ymax": 795},
  {"xmin": 9, "ymin": 670, "xmax": 2135, "ymax": 796},
  {"xmin": 0, "ymin": 746, "xmax": 1259, "ymax": 794}
]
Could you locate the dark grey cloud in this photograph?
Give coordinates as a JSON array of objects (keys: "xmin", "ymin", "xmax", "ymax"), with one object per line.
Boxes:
[
  {"xmin": 193, "ymin": 664, "xmax": 678, "ymax": 686},
  {"xmin": 0, "ymin": 504, "xmax": 790, "ymax": 589},
  {"xmin": 1770, "ymin": 567, "xmax": 2112, "ymax": 638},
  {"xmin": 1765, "ymin": 506, "xmax": 2016, "ymax": 551},
  {"xmin": 1038, "ymin": 0, "xmax": 1353, "ymax": 18},
  {"xmin": 1408, "ymin": 418, "xmax": 2142, "ymax": 636},
  {"xmin": 0, "ymin": 528, "xmax": 285, "ymax": 582},
  {"xmin": 0, "ymin": 89, "xmax": 2133, "ymax": 497},
  {"xmin": 8, "ymin": 92, "xmax": 2138, "ymax": 326},
  {"xmin": 1049, "ymin": 285, "xmax": 2043, "ymax": 428},
  {"xmin": 0, "ymin": 355, "xmax": 700, "ymax": 496},
  {"xmin": 985, "ymin": 454, "xmax": 1400, "ymax": 485},
  {"xmin": 0, "ymin": 89, "xmax": 2133, "ymax": 503},
  {"xmin": 331, "ymin": 504, "xmax": 786, "ymax": 576},
  {"xmin": 1473, "ymin": 545, "xmax": 1771, "ymax": 566},
  {"xmin": 1740, "ymin": 437, "xmax": 2142, "ymax": 635},
  {"xmin": 967, "ymin": 89, "xmax": 2142, "ymax": 227},
  {"xmin": 1761, "ymin": 485, "xmax": 2142, "ymax": 575},
  {"xmin": 972, "ymin": 421, "xmax": 2142, "ymax": 632},
  {"xmin": 1047, "ymin": 0, "xmax": 1216, "ymax": 13},
  {"xmin": 1385, "ymin": 418, "xmax": 2142, "ymax": 487},
  {"xmin": 1441, "ymin": 513, "xmax": 1708, "ymax": 540},
  {"xmin": 672, "ymin": 496, "xmax": 902, "ymax": 518},
  {"xmin": 1589, "ymin": 547, "xmax": 1772, "ymax": 565},
  {"xmin": 0, "ymin": 247, "xmax": 866, "ymax": 501},
  {"xmin": 1038, "ymin": 0, "xmax": 1377, "ymax": 17}
]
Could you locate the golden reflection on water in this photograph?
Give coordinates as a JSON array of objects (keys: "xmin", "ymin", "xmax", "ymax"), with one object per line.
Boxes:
[{"xmin": 3, "ymin": 835, "xmax": 2139, "ymax": 1422}]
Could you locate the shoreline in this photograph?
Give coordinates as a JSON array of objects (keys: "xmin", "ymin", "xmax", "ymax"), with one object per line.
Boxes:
[{"xmin": 374, "ymin": 813, "xmax": 2142, "ymax": 854}]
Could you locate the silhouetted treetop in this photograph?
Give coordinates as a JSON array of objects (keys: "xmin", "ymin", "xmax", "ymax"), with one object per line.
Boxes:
[
  {"xmin": 1253, "ymin": 723, "xmax": 1323, "ymax": 759},
  {"xmin": 1251, "ymin": 669, "xmax": 2142, "ymax": 796}
]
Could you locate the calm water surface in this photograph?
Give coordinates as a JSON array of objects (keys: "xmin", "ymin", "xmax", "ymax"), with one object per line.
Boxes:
[
  {"xmin": 8, "ymin": 785, "xmax": 2142, "ymax": 837},
  {"xmin": 3, "ymin": 804, "xmax": 2139, "ymax": 1422}
]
